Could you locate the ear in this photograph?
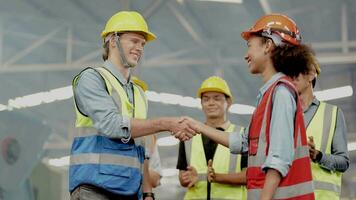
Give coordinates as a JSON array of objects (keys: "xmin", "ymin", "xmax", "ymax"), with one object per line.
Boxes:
[
  {"xmin": 109, "ymin": 36, "xmax": 117, "ymax": 48},
  {"xmin": 226, "ymin": 97, "xmax": 232, "ymax": 110},
  {"xmin": 264, "ymin": 39, "xmax": 275, "ymax": 54},
  {"xmin": 308, "ymin": 70, "xmax": 317, "ymax": 82}
]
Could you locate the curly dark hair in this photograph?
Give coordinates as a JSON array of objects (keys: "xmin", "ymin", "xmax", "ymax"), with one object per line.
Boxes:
[{"xmin": 271, "ymin": 43, "xmax": 315, "ymax": 78}]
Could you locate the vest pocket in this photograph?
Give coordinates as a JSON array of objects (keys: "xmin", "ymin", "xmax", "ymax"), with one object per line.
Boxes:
[{"xmin": 99, "ymin": 138, "xmax": 135, "ymax": 178}]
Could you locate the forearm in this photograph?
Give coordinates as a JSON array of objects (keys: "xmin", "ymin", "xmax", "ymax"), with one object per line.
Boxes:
[
  {"xmin": 319, "ymin": 109, "xmax": 350, "ymax": 172},
  {"xmin": 199, "ymin": 124, "xmax": 229, "ymax": 147},
  {"xmin": 214, "ymin": 169, "xmax": 247, "ymax": 185},
  {"xmin": 149, "ymin": 170, "xmax": 161, "ymax": 188},
  {"xmin": 143, "ymin": 160, "xmax": 152, "ymax": 193},
  {"xmin": 318, "ymin": 152, "xmax": 349, "ymax": 172},
  {"xmin": 260, "ymin": 169, "xmax": 282, "ymax": 200},
  {"xmin": 130, "ymin": 117, "xmax": 172, "ymax": 138}
]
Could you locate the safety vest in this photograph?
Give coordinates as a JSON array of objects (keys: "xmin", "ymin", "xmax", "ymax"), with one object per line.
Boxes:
[
  {"xmin": 247, "ymin": 76, "xmax": 315, "ymax": 200},
  {"xmin": 69, "ymin": 67, "xmax": 148, "ymax": 196},
  {"xmin": 184, "ymin": 123, "xmax": 247, "ymax": 200},
  {"xmin": 306, "ymin": 101, "xmax": 341, "ymax": 199}
]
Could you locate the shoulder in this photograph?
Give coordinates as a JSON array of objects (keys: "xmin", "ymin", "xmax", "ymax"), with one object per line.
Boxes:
[
  {"xmin": 274, "ymin": 84, "xmax": 297, "ymax": 100},
  {"xmin": 75, "ymin": 67, "xmax": 105, "ymax": 86}
]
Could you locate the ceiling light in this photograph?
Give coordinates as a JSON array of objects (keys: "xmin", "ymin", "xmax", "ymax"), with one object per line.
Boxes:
[
  {"xmin": 348, "ymin": 142, "xmax": 356, "ymax": 152},
  {"xmin": 157, "ymin": 136, "xmax": 180, "ymax": 146},
  {"xmin": 162, "ymin": 168, "xmax": 179, "ymax": 177},
  {"xmin": 0, "ymin": 104, "xmax": 7, "ymax": 111},
  {"xmin": 46, "ymin": 156, "xmax": 70, "ymax": 167},
  {"xmin": 314, "ymin": 85, "xmax": 353, "ymax": 101}
]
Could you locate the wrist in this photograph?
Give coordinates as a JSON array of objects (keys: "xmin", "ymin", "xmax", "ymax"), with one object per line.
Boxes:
[
  {"xmin": 143, "ymin": 192, "xmax": 155, "ymax": 200},
  {"xmin": 313, "ymin": 151, "xmax": 323, "ymax": 163}
]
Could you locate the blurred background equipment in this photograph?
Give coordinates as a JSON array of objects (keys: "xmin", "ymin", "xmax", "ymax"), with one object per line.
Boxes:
[{"xmin": 0, "ymin": 111, "xmax": 50, "ymax": 200}]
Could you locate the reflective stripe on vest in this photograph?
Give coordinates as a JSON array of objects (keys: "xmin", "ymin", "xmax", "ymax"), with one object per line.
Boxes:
[
  {"xmin": 70, "ymin": 153, "xmax": 141, "ymax": 169},
  {"xmin": 307, "ymin": 101, "xmax": 341, "ymax": 199},
  {"xmin": 247, "ymin": 77, "xmax": 315, "ymax": 200},
  {"xmin": 184, "ymin": 123, "xmax": 247, "ymax": 200},
  {"xmin": 248, "ymin": 181, "xmax": 315, "ymax": 200}
]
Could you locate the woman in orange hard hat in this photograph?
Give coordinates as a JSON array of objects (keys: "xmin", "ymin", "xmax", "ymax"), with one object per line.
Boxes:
[{"xmin": 184, "ymin": 14, "xmax": 316, "ymax": 200}]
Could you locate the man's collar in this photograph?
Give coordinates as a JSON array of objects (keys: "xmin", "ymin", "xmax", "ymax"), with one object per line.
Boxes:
[{"xmin": 103, "ymin": 60, "xmax": 132, "ymax": 85}]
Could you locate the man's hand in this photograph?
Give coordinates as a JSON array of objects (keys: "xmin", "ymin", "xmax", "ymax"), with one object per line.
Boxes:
[
  {"xmin": 170, "ymin": 117, "xmax": 199, "ymax": 141},
  {"xmin": 207, "ymin": 159, "xmax": 216, "ymax": 183},
  {"xmin": 181, "ymin": 116, "xmax": 204, "ymax": 133},
  {"xmin": 180, "ymin": 166, "xmax": 198, "ymax": 188},
  {"xmin": 308, "ymin": 136, "xmax": 321, "ymax": 161}
]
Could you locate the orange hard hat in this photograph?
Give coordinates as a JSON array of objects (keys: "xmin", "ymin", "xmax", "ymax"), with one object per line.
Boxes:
[{"xmin": 241, "ymin": 14, "xmax": 301, "ymax": 46}]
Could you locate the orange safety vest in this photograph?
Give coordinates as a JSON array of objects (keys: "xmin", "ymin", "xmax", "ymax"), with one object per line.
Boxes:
[{"xmin": 247, "ymin": 76, "xmax": 315, "ymax": 200}]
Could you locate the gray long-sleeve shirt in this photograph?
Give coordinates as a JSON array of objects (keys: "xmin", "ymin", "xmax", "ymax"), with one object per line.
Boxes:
[
  {"xmin": 229, "ymin": 73, "xmax": 296, "ymax": 177},
  {"xmin": 73, "ymin": 60, "xmax": 133, "ymax": 139},
  {"xmin": 304, "ymin": 98, "xmax": 349, "ymax": 172}
]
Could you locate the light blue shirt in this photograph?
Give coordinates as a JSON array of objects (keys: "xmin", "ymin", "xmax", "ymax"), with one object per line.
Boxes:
[
  {"xmin": 229, "ymin": 73, "xmax": 296, "ymax": 177},
  {"xmin": 73, "ymin": 60, "xmax": 133, "ymax": 139},
  {"xmin": 304, "ymin": 98, "xmax": 349, "ymax": 172}
]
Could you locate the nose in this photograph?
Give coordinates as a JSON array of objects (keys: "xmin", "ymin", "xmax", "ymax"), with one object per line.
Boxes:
[{"xmin": 136, "ymin": 44, "xmax": 144, "ymax": 52}]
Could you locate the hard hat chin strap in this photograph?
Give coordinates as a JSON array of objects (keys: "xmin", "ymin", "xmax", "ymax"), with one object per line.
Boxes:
[{"xmin": 115, "ymin": 33, "xmax": 134, "ymax": 68}]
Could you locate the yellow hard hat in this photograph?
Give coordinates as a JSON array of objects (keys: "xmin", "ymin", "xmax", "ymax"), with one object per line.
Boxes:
[
  {"xmin": 132, "ymin": 76, "xmax": 148, "ymax": 91},
  {"xmin": 101, "ymin": 11, "xmax": 156, "ymax": 42},
  {"xmin": 197, "ymin": 76, "xmax": 233, "ymax": 99},
  {"xmin": 311, "ymin": 54, "xmax": 321, "ymax": 75}
]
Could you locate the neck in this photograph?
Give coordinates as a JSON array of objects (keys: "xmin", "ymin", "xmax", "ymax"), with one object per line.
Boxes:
[
  {"xmin": 108, "ymin": 55, "xmax": 130, "ymax": 81},
  {"xmin": 206, "ymin": 117, "xmax": 227, "ymax": 128},
  {"xmin": 300, "ymin": 87, "xmax": 314, "ymax": 110},
  {"xmin": 261, "ymin": 61, "xmax": 277, "ymax": 83}
]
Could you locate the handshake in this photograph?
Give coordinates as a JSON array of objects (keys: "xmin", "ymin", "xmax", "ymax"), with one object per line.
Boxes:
[{"xmin": 168, "ymin": 117, "xmax": 201, "ymax": 141}]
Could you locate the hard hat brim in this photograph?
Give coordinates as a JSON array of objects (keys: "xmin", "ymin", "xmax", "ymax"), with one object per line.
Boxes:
[
  {"xmin": 101, "ymin": 30, "xmax": 156, "ymax": 42},
  {"xmin": 197, "ymin": 87, "xmax": 233, "ymax": 99},
  {"xmin": 241, "ymin": 30, "xmax": 260, "ymax": 41}
]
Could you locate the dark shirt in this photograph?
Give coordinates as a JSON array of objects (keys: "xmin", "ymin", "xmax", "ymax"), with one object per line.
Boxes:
[{"xmin": 176, "ymin": 127, "xmax": 248, "ymax": 171}]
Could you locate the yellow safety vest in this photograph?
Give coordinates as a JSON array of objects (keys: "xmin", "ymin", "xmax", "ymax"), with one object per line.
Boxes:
[
  {"xmin": 306, "ymin": 101, "xmax": 341, "ymax": 200},
  {"xmin": 184, "ymin": 124, "xmax": 247, "ymax": 200},
  {"xmin": 74, "ymin": 67, "xmax": 147, "ymax": 128}
]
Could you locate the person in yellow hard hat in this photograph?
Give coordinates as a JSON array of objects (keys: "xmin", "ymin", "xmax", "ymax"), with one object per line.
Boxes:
[
  {"xmin": 69, "ymin": 11, "xmax": 196, "ymax": 200},
  {"xmin": 290, "ymin": 52, "xmax": 349, "ymax": 200},
  {"xmin": 177, "ymin": 76, "xmax": 247, "ymax": 200},
  {"xmin": 132, "ymin": 76, "xmax": 163, "ymax": 189}
]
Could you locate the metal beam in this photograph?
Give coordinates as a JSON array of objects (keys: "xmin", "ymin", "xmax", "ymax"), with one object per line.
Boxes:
[
  {"xmin": 341, "ymin": 2, "xmax": 349, "ymax": 53},
  {"xmin": 66, "ymin": 27, "xmax": 73, "ymax": 64},
  {"xmin": 167, "ymin": 1, "xmax": 206, "ymax": 46},
  {"xmin": 143, "ymin": 0, "xmax": 165, "ymax": 19},
  {"xmin": 69, "ymin": 0, "xmax": 104, "ymax": 24},
  {"xmin": 5, "ymin": 30, "xmax": 97, "ymax": 47},
  {"xmin": 121, "ymin": 0, "xmax": 131, "ymax": 10},
  {"xmin": 0, "ymin": 19, "xmax": 3, "ymax": 66},
  {"xmin": 148, "ymin": 47, "xmax": 199, "ymax": 61},
  {"xmin": 73, "ymin": 48, "xmax": 102, "ymax": 64},
  {"xmin": 312, "ymin": 41, "xmax": 356, "ymax": 50},
  {"xmin": 3, "ymin": 27, "xmax": 62, "ymax": 67},
  {"xmin": 259, "ymin": 0, "xmax": 272, "ymax": 14},
  {"xmin": 2, "ymin": 51, "xmax": 356, "ymax": 73},
  {"xmin": 282, "ymin": 5, "xmax": 318, "ymax": 16}
]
